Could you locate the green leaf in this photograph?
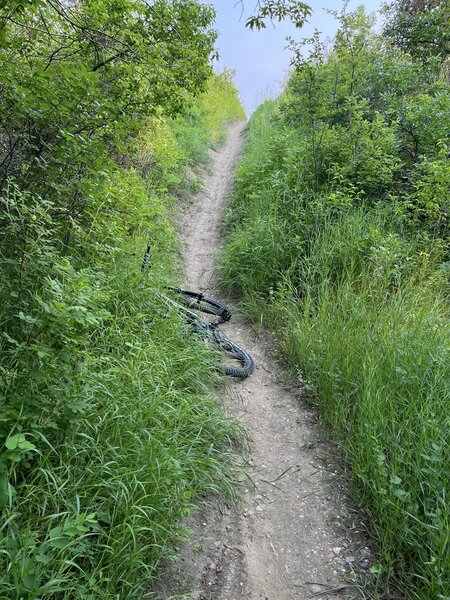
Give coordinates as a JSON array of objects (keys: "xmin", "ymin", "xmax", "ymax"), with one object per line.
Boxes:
[
  {"xmin": 48, "ymin": 534, "xmax": 71, "ymax": 549},
  {"xmin": 22, "ymin": 574, "xmax": 39, "ymax": 591},
  {"xmin": 49, "ymin": 525, "xmax": 63, "ymax": 539},
  {"xmin": 393, "ymin": 489, "xmax": 409, "ymax": 501},
  {"xmin": 5, "ymin": 434, "xmax": 36, "ymax": 452},
  {"xmin": 35, "ymin": 553, "xmax": 52, "ymax": 565},
  {"xmin": 390, "ymin": 475, "xmax": 402, "ymax": 485}
]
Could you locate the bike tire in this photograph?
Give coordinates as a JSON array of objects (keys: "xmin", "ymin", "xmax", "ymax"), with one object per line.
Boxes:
[
  {"xmin": 166, "ymin": 287, "xmax": 232, "ymax": 323},
  {"xmin": 157, "ymin": 289, "xmax": 254, "ymax": 379},
  {"xmin": 211, "ymin": 328, "xmax": 254, "ymax": 379}
]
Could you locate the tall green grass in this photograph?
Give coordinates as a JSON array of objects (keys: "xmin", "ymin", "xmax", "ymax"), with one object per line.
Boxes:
[
  {"xmin": 1, "ymin": 262, "xmax": 240, "ymax": 599},
  {"xmin": 272, "ymin": 216, "xmax": 449, "ymax": 597},
  {"xmin": 221, "ymin": 102, "xmax": 450, "ymax": 599},
  {"xmin": 1, "ymin": 74, "xmax": 244, "ymax": 599}
]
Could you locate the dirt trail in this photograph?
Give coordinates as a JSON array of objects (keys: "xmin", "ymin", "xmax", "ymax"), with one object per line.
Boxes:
[{"xmin": 159, "ymin": 121, "xmax": 371, "ymax": 600}]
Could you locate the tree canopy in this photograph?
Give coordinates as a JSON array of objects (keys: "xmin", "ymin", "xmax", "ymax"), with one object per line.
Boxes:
[{"xmin": 383, "ymin": 0, "xmax": 450, "ymax": 62}]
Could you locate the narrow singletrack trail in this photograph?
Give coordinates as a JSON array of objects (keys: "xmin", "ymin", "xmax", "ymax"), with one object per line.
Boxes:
[{"xmin": 161, "ymin": 122, "xmax": 370, "ymax": 600}]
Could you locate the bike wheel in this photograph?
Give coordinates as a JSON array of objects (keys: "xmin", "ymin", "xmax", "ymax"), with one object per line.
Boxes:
[
  {"xmin": 211, "ymin": 327, "xmax": 254, "ymax": 379},
  {"xmin": 166, "ymin": 287, "xmax": 232, "ymax": 323}
]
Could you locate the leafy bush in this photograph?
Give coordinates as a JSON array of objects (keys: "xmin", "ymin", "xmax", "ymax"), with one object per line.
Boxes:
[
  {"xmin": 200, "ymin": 69, "xmax": 246, "ymax": 144},
  {"xmin": 400, "ymin": 142, "xmax": 450, "ymax": 239},
  {"xmin": 0, "ymin": 2, "xmax": 245, "ymax": 596}
]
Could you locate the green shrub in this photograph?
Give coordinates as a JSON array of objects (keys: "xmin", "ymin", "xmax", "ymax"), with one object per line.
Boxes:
[
  {"xmin": 200, "ymin": 70, "xmax": 246, "ymax": 144},
  {"xmin": 400, "ymin": 142, "xmax": 450, "ymax": 240},
  {"xmin": 0, "ymin": 3, "xmax": 245, "ymax": 594}
]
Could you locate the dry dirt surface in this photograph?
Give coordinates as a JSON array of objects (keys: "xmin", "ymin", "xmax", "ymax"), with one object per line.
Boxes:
[{"xmin": 152, "ymin": 121, "xmax": 373, "ymax": 600}]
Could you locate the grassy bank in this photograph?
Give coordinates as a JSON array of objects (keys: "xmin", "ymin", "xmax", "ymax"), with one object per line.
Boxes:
[
  {"xmin": 0, "ymin": 64, "xmax": 245, "ymax": 598},
  {"xmin": 221, "ymin": 9, "xmax": 449, "ymax": 598}
]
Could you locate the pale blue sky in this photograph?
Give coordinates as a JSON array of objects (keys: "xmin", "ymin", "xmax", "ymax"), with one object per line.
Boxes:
[{"xmin": 210, "ymin": 0, "xmax": 385, "ymax": 114}]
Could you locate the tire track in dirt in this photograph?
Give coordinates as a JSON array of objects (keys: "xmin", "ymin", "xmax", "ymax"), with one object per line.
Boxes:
[{"xmin": 156, "ymin": 121, "xmax": 372, "ymax": 600}]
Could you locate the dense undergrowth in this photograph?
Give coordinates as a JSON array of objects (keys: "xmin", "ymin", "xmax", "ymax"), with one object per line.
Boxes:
[
  {"xmin": 221, "ymin": 6, "xmax": 449, "ymax": 599},
  {"xmin": 0, "ymin": 2, "xmax": 245, "ymax": 597}
]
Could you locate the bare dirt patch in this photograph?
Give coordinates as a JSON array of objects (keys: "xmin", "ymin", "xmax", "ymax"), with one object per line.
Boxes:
[{"xmin": 152, "ymin": 121, "xmax": 373, "ymax": 600}]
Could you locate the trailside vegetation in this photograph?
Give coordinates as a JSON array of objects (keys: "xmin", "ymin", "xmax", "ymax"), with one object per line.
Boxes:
[
  {"xmin": 0, "ymin": 1, "xmax": 244, "ymax": 597},
  {"xmin": 221, "ymin": 6, "xmax": 449, "ymax": 599}
]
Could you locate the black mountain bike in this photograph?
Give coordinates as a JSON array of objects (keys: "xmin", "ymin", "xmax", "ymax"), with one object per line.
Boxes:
[
  {"xmin": 142, "ymin": 244, "xmax": 254, "ymax": 379},
  {"xmin": 158, "ymin": 286, "xmax": 254, "ymax": 379}
]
